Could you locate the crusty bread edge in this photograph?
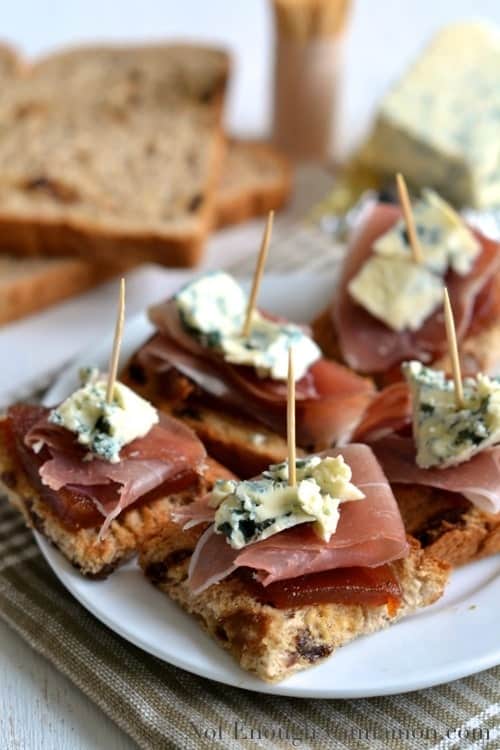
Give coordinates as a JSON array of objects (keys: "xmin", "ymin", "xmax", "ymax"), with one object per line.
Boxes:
[
  {"xmin": 139, "ymin": 521, "xmax": 449, "ymax": 683},
  {"xmin": 0, "ymin": 416, "xmax": 191, "ymax": 576},
  {"xmin": 0, "ymin": 258, "xmax": 124, "ymax": 325}
]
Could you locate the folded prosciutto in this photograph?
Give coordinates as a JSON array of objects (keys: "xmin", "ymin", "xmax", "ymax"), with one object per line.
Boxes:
[
  {"xmin": 8, "ymin": 404, "xmax": 206, "ymax": 536},
  {"xmin": 353, "ymin": 382, "xmax": 412, "ymax": 443},
  {"xmin": 333, "ymin": 203, "xmax": 500, "ymax": 374},
  {"xmin": 174, "ymin": 444, "xmax": 409, "ymax": 595},
  {"xmin": 138, "ymin": 299, "xmax": 374, "ymax": 449},
  {"xmin": 353, "ymin": 380, "xmax": 500, "ymax": 516},
  {"xmin": 371, "ymin": 436, "xmax": 500, "ymax": 516}
]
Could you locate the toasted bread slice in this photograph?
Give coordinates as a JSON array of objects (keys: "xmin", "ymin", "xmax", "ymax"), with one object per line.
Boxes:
[
  {"xmin": 138, "ymin": 519, "xmax": 449, "ymax": 683},
  {"xmin": 122, "ymin": 356, "xmax": 294, "ymax": 477},
  {"xmin": 0, "ymin": 256, "xmax": 124, "ymax": 325},
  {"xmin": 394, "ymin": 485, "xmax": 500, "ymax": 568},
  {"xmin": 0, "ymin": 419, "xmax": 234, "ymax": 578}
]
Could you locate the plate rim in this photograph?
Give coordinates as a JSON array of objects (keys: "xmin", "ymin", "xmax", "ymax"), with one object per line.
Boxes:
[{"xmin": 35, "ymin": 531, "xmax": 500, "ymax": 698}]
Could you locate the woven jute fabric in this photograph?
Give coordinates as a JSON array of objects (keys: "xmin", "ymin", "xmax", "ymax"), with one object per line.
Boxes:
[{"xmin": 0, "ymin": 224, "xmax": 499, "ymax": 750}]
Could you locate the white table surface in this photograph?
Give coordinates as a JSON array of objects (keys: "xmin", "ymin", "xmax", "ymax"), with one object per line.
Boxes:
[{"xmin": 3, "ymin": 1, "xmax": 500, "ymax": 747}]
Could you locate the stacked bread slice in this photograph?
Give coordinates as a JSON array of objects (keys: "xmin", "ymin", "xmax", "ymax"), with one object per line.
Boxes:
[{"xmin": 0, "ymin": 43, "xmax": 291, "ymax": 324}]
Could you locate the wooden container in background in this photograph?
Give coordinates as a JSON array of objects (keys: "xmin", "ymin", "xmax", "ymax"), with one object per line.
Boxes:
[{"xmin": 271, "ymin": 0, "xmax": 351, "ymax": 162}]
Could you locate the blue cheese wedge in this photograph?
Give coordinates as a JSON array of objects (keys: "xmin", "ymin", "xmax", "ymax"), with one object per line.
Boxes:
[
  {"xmin": 175, "ymin": 271, "xmax": 321, "ymax": 381},
  {"xmin": 49, "ymin": 367, "xmax": 158, "ymax": 463},
  {"xmin": 348, "ymin": 186, "xmax": 480, "ymax": 332},
  {"xmin": 403, "ymin": 361, "xmax": 500, "ymax": 468},
  {"xmin": 209, "ymin": 455, "xmax": 365, "ymax": 549},
  {"xmin": 374, "ymin": 190, "xmax": 480, "ymax": 275},
  {"xmin": 359, "ymin": 23, "xmax": 500, "ymax": 209},
  {"xmin": 348, "ymin": 255, "xmax": 443, "ymax": 332}
]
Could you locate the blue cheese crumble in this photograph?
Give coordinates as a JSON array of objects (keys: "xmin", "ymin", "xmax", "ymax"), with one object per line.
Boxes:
[
  {"xmin": 175, "ymin": 271, "xmax": 321, "ymax": 380},
  {"xmin": 374, "ymin": 190, "xmax": 480, "ymax": 275},
  {"xmin": 48, "ymin": 368, "xmax": 159, "ymax": 463},
  {"xmin": 208, "ymin": 455, "xmax": 365, "ymax": 549},
  {"xmin": 348, "ymin": 189, "xmax": 480, "ymax": 332},
  {"xmin": 403, "ymin": 360, "xmax": 500, "ymax": 468},
  {"xmin": 359, "ymin": 23, "xmax": 500, "ymax": 209}
]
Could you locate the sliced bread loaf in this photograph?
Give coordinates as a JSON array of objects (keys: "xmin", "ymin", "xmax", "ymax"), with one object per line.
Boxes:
[
  {"xmin": 0, "ymin": 43, "xmax": 229, "ymax": 267},
  {"xmin": 0, "ymin": 140, "xmax": 292, "ymax": 325}
]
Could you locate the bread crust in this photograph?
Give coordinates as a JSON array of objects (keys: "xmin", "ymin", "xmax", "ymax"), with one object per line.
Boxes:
[
  {"xmin": 139, "ymin": 520, "xmax": 449, "ymax": 682},
  {"xmin": 395, "ymin": 484, "xmax": 500, "ymax": 567},
  {"xmin": 0, "ymin": 138, "xmax": 291, "ymax": 325},
  {"xmin": 216, "ymin": 140, "xmax": 292, "ymax": 228},
  {"xmin": 0, "ymin": 256, "xmax": 123, "ymax": 325},
  {"xmin": 0, "ymin": 417, "xmax": 233, "ymax": 577}
]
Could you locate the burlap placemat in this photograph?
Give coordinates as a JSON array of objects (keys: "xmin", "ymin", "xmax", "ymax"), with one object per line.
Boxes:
[{"xmin": 0, "ymin": 223, "xmax": 499, "ymax": 750}]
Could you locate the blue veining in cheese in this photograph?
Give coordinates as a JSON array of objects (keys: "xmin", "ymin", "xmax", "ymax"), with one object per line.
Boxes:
[
  {"xmin": 360, "ymin": 23, "xmax": 500, "ymax": 208},
  {"xmin": 209, "ymin": 455, "xmax": 364, "ymax": 549},
  {"xmin": 403, "ymin": 360, "xmax": 500, "ymax": 468},
  {"xmin": 49, "ymin": 368, "xmax": 158, "ymax": 463},
  {"xmin": 374, "ymin": 190, "xmax": 480, "ymax": 275},
  {"xmin": 348, "ymin": 188, "xmax": 480, "ymax": 331},
  {"xmin": 175, "ymin": 271, "xmax": 321, "ymax": 380}
]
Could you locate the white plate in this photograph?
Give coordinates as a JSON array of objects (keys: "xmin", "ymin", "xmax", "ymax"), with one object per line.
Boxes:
[{"xmin": 36, "ymin": 272, "xmax": 500, "ymax": 698}]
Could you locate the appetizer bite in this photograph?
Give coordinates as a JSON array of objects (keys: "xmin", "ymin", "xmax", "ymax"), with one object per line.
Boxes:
[
  {"xmin": 313, "ymin": 181, "xmax": 500, "ymax": 384},
  {"xmin": 125, "ymin": 216, "xmax": 374, "ymax": 477},
  {"xmin": 354, "ymin": 293, "xmax": 500, "ymax": 567},
  {"xmin": 0, "ymin": 281, "xmax": 232, "ymax": 577},
  {"xmin": 139, "ymin": 351, "xmax": 448, "ymax": 683}
]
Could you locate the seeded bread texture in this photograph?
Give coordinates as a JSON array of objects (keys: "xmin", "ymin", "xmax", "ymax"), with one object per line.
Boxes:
[
  {"xmin": 0, "ymin": 417, "xmax": 234, "ymax": 577},
  {"xmin": 138, "ymin": 519, "xmax": 449, "ymax": 683},
  {"xmin": 0, "ymin": 42, "xmax": 229, "ymax": 267}
]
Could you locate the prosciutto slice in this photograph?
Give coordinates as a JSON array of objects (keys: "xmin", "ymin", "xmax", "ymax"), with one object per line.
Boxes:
[
  {"xmin": 140, "ymin": 301, "xmax": 374, "ymax": 449},
  {"xmin": 15, "ymin": 405, "xmax": 206, "ymax": 537},
  {"xmin": 353, "ymin": 382, "xmax": 412, "ymax": 443},
  {"xmin": 333, "ymin": 203, "xmax": 500, "ymax": 373},
  {"xmin": 371, "ymin": 436, "xmax": 500, "ymax": 515},
  {"xmin": 184, "ymin": 444, "xmax": 409, "ymax": 594}
]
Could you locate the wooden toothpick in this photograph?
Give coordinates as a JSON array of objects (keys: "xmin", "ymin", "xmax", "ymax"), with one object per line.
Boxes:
[
  {"xmin": 287, "ymin": 346, "xmax": 297, "ymax": 488},
  {"xmin": 242, "ymin": 211, "xmax": 274, "ymax": 337},
  {"xmin": 396, "ymin": 173, "xmax": 424, "ymax": 265},
  {"xmin": 443, "ymin": 287, "xmax": 464, "ymax": 410},
  {"xmin": 106, "ymin": 278, "xmax": 126, "ymax": 404}
]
